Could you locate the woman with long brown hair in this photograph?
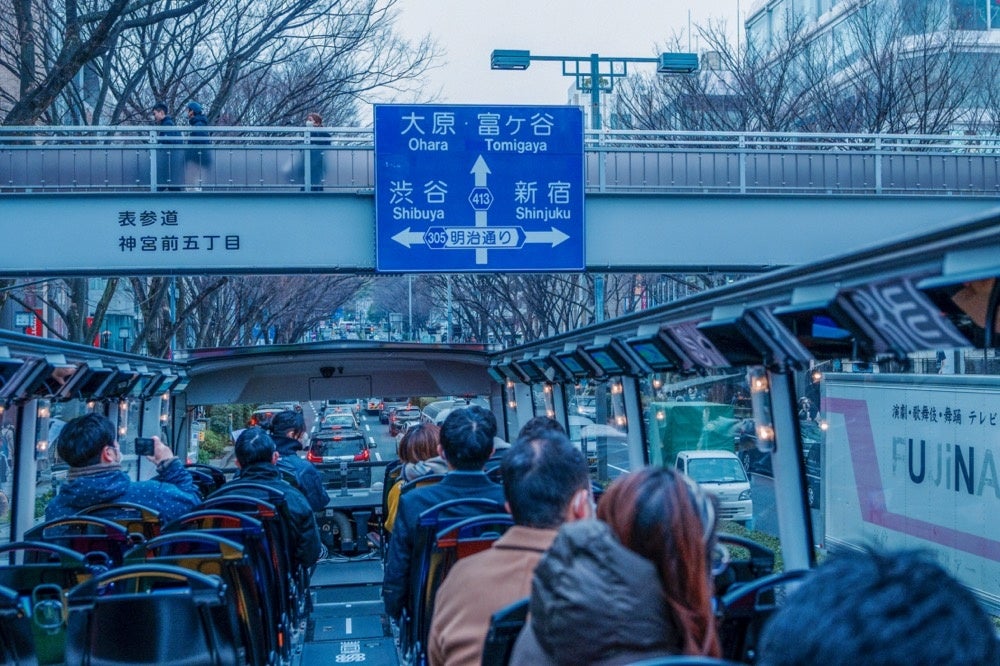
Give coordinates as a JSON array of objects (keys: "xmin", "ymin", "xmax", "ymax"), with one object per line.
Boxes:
[
  {"xmin": 383, "ymin": 422, "xmax": 446, "ymax": 533},
  {"xmin": 510, "ymin": 466, "xmax": 721, "ymax": 664}
]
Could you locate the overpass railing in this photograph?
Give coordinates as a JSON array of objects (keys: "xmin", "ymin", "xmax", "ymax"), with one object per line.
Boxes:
[{"xmin": 1, "ymin": 127, "xmax": 998, "ymax": 195}]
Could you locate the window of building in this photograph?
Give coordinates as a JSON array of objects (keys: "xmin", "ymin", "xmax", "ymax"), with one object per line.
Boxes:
[{"xmin": 952, "ymin": 0, "xmax": 988, "ymax": 30}]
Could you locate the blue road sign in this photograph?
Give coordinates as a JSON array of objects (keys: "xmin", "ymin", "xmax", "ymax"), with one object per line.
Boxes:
[{"xmin": 374, "ymin": 104, "xmax": 584, "ymax": 272}]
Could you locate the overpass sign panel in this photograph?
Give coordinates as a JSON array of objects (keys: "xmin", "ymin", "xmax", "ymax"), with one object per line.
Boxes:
[{"xmin": 374, "ymin": 104, "xmax": 584, "ymax": 272}]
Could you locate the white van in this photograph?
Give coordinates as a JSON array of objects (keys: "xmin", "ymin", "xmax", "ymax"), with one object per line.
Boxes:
[{"xmin": 674, "ymin": 449, "xmax": 753, "ymax": 527}]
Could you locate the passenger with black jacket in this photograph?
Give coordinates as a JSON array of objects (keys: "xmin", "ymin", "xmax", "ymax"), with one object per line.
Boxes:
[
  {"xmin": 268, "ymin": 410, "xmax": 329, "ymax": 512},
  {"xmin": 382, "ymin": 405, "xmax": 506, "ymax": 621},
  {"xmin": 233, "ymin": 427, "xmax": 322, "ymax": 570}
]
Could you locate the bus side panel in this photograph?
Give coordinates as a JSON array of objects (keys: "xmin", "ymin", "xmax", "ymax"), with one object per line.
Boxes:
[{"xmin": 822, "ymin": 373, "xmax": 1000, "ymax": 613}]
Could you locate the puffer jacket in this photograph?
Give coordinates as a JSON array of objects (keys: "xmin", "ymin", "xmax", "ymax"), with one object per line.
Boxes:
[
  {"xmin": 273, "ymin": 434, "xmax": 329, "ymax": 512},
  {"xmin": 509, "ymin": 519, "xmax": 682, "ymax": 666},
  {"xmin": 44, "ymin": 459, "xmax": 199, "ymax": 524}
]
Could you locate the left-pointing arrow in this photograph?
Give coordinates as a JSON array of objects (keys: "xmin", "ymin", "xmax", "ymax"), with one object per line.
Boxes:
[{"xmin": 391, "ymin": 227, "xmax": 426, "ymax": 248}]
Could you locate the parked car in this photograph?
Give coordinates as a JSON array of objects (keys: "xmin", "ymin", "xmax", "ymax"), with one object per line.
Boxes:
[
  {"xmin": 389, "ymin": 407, "xmax": 422, "ymax": 436},
  {"xmin": 307, "ymin": 430, "xmax": 369, "ymax": 463}
]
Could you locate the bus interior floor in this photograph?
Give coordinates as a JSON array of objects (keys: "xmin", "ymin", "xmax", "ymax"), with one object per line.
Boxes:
[{"xmin": 299, "ymin": 556, "xmax": 400, "ymax": 664}]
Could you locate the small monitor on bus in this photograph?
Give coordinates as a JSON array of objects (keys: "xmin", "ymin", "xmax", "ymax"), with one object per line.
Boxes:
[
  {"xmin": 774, "ymin": 301, "xmax": 867, "ymax": 360},
  {"xmin": 584, "ymin": 338, "xmax": 645, "ymax": 377},
  {"xmin": 0, "ymin": 356, "xmax": 25, "ymax": 396},
  {"xmin": 510, "ymin": 357, "xmax": 548, "ymax": 384},
  {"xmin": 100, "ymin": 365, "xmax": 142, "ymax": 399},
  {"xmin": 555, "ymin": 346, "xmax": 603, "ymax": 380},
  {"xmin": 625, "ymin": 325, "xmax": 693, "ymax": 373},
  {"xmin": 0, "ymin": 357, "xmax": 64, "ymax": 402},
  {"xmin": 58, "ymin": 362, "xmax": 117, "ymax": 401}
]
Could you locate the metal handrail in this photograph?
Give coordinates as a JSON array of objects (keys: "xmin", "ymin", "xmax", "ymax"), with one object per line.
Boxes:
[{"xmin": 1, "ymin": 127, "xmax": 998, "ymax": 195}]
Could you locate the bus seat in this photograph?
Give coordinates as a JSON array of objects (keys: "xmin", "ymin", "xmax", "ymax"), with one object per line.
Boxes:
[
  {"xmin": 713, "ymin": 533, "xmax": 776, "ymax": 598},
  {"xmin": 184, "ymin": 464, "xmax": 227, "ymax": 497},
  {"xmin": 401, "ymin": 497, "xmax": 507, "ymax": 666},
  {"xmin": 480, "ymin": 596, "xmax": 529, "ymax": 666},
  {"xmin": 65, "ymin": 563, "xmax": 238, "ymax": 666},
  {"xmin": 399, "ymin": 473, "xmax": 446, "ymax": 496},
  {"xmin": 0, "ymin": 583, "xmax": 33, "ymax": 665},
  {"xmin": 77, "ymin": 502, "xmax": 162, "ymax": 541},
  {"xmin": 201, "ymin": 488, "xmax": 308, "ymax": 629},
  {"xmin": 434, "ymin": 513, "xmax": 514, "ymax": 562},
  {"xmin": 124, "ymin": 531, "xmax": 274, "ymax": 666},
  {"xmin": 163, "ymin": 508, "xmax": 287, "ymax": 661},
  {"xmin": 378, "ymin": 461, "xmax": 404, "ymax": 559},
  {"xmin": 24, "ymin": 516, "xmax": 132, "ymax": 568},
  {"xmin": 0, "ymin": 542, "xmax": 96, "ymax": 665},
  {"xmin": 417, "ymin": 513, "xmax": 514, "ymax": 662},
  {"xmin": 716, "ymin": 568, "xmax": 810, "ymax": 664}
]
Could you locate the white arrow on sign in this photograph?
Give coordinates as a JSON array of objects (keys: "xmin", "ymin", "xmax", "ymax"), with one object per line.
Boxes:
[
  {"xmin": 471, "ymin": 155, "xmax": 491, "ymax": 264},
  {"xmin": 525, "ymin": 227, "xmax": 570, "ymax": 247},
  {"xmin": 392, "ymin": 226, "xmax": 572, "ymax": 250},
  {"xmin": 391, "ymin": 227, "xmax": 425, "ymax": 248},
  {"xmin": 470, "ymin": 155, "xmax": 491, "ymax": 187}
]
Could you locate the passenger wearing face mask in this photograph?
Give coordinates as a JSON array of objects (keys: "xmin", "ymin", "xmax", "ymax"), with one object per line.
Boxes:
[
  {"xmin": 267, "ymin": 410, "xmax": 330, "ymax": 512},
  {"xmin": 44, "ymin": 414, "xmax": 199, "ymax": 523}
]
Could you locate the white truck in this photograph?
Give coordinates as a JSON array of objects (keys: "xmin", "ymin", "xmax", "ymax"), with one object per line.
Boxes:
[{"xmin": 821, "ymin": 373, "xmax": 1000, "ymax": 613}]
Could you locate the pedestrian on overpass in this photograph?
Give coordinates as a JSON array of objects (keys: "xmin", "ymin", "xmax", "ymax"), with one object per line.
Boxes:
[
  {"xmin": 151, "ymin": 101, "xmax": 181, "ymax": 191},
  {"xmin": 304, "ymin": 112, "xmax": 329, "ymax": 191},
  {"xmin": 184, "ymin": 101, "xmax": 212, "ymax": 189}
]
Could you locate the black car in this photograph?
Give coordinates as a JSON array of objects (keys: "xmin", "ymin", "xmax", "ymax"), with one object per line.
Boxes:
[{"xmin": 306, "ymin": 430, "xmax": 370, "ymax": 463}]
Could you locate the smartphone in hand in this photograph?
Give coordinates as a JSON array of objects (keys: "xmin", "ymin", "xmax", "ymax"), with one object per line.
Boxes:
[{"xmin": 134, "ymin": 437, "xmax": 156, "ymax": 456}]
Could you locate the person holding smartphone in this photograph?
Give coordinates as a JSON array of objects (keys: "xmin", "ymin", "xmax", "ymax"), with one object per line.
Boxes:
[{"xmin": 44, "ymin": 413, "xmax": 200, "ymax": 523}]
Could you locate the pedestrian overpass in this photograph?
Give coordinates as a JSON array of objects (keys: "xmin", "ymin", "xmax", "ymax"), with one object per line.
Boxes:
[{"xmin": 2, "ymin": 127, "xmax": 999, "ymax": 276}]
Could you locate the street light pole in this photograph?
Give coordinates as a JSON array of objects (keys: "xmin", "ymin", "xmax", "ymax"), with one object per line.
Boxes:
[
  {"xmin": 491, "ymin": 48, "xmax": 698, "ymax": 324},
  {"xmin": 588, "ymin": 53, "xmax": 601, "ymax": 131}
]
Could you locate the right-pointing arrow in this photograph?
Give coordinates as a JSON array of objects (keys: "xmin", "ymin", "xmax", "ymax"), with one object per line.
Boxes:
[
  {"xmin": 391, "ymin": 227, "xmax": 426, "ymax": 248},
  {"xmin": 524, "ymin": 227, "xmax": 570, "ymax": 247}
]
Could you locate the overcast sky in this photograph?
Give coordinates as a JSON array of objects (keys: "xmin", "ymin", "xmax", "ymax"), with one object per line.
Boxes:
[{"xmin": 389, "ymin": 0, "xmax": 743, "ymax": 107}]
